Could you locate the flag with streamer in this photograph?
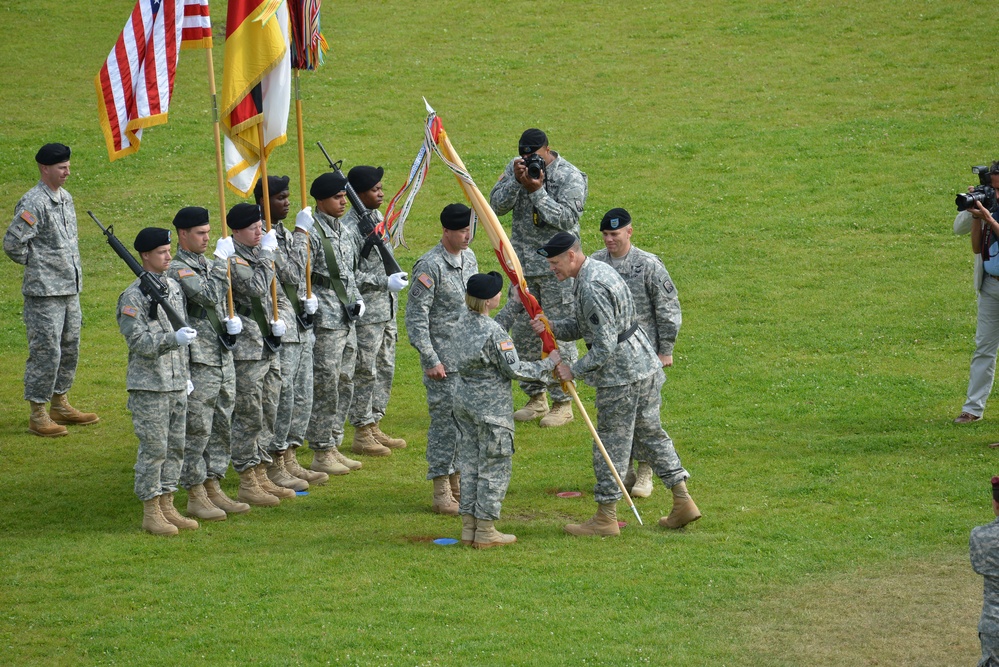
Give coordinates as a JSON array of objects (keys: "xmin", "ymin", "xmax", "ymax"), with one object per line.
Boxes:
[{"xmin": 287, "ymin": 0, "xmax": 328, "ymax": 70}]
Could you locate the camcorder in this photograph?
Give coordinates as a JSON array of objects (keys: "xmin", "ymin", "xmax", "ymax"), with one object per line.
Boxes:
[
  {"xmin": 956, "ymin": 165, "xmax": 997, "ymax": 212},
  {"xmin": 523, "ymin": 153, "xmax": 546, "ymax": 180}
]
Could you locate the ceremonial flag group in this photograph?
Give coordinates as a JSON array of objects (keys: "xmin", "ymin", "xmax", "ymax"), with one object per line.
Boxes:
[{"xmin": 95, "ymin": 0, "xmax": 212, "ymax": 161}]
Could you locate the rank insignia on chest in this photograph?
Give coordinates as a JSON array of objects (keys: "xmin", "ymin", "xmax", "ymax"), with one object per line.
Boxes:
[
  {"xmin": 20, "ymin": 211, "xmax": 37, "ymax": 226},
  {"xmin": 177, "ymin": 268, "xmax": 195, "ymax": 278},
  {"xmin": 418, "ymin": 273, "xmax": 433, "ymax": 288},
  {"xmin": 500, "ymin": 339, "xmax": 514, "ymax": 351},
  {"xmin": 121, "ymin": 305, "xmax": 137, "ymax": 318}
]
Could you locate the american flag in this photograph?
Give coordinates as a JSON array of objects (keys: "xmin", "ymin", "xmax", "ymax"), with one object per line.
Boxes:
[{"xmin": 95, "ymin": 0, "xmax": 212, "ymax": 161}]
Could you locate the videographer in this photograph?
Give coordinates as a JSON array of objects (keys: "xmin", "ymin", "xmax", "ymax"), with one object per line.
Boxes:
[{"xmin": 954, "ymin": 162, "xmax": 999, "ymax": 423}]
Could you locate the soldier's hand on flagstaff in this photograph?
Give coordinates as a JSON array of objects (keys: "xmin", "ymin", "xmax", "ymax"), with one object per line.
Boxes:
[
  {"xmin": 553, "ymin": 362, "xmax": 574, "ymax": 382},
  {"xmin": 547, "ymin": 349, "xmax": 561, "ymax": 366},
  {"xmin": 186, "ymin": 380, "xmax": 195, "ymax": 395},
  {"xmin": 295, "ymin": 207, "xmax": 315, "ymax": 232},
  {"xmin": 302, "ymin": 295, "xmax": 318, "ymax": 315},
  {"xmin": 425, "ymin": 363, "xmax": 447, "ymax": 380},
  {"xmin": 270, "ymin": 319, "xmax": 287, "ymax": 337},
  {"xmin": 175, "ymin": 327, "xmax": 198, "ymax": 346},
  {"xmin": 260, "ymin": 229, "xmax": 278, "ymax": 251},
  {"xmin": 387, "ymin": 272, "xmax": 409, "ymax": 293},
  {"xmin": 530, "ymin": 315, "xmax": 547, "ymax": 335},
  {"xmin": 355, "ymin": 300, "xmax": 366, "ymax": 319},
  {"xmin": 213, "ymin": 237, "xmax": 235, "ymax": 260},
  {"xmin": 659, "ymin": 354, "xmax": 673, "ymax": 367},
  {"xmin": 223, "ymin": 316, "xmax": 243, "ymax": 336}
]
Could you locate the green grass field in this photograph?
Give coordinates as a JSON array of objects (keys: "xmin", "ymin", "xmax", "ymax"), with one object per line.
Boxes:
[{"xmin": 1, "ymin": 1, "xmax": 996, "ymax": 664}]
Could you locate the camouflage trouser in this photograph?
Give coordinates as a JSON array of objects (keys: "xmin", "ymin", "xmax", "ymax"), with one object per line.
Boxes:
[
  {"xmin": 349, "ymin": 317, "xmax": 397, "ymax": 427},
  {"xmin": 287, "ymin": 330, "xmax": 314, "ymax": 449},
  {"xmin": 454, "ymin": 405, "xmax": 513, "ymax": 521},
  {"xmin": 180, "ymin": 359, "xmax": 235, "ymax": 488},
  {"xmin": 306, "ymin": 326, "xmax": 352, "ymax": 451},
  {"xmin": 128, "ymin": 389, "xmax": 186, "ymax": 501},
  {"xmin": 333, "ymin": 326, "xmax": 357, "ymax": 448},
  {"xmin": 509, "ymin": 274, "xmax": 578, "ymax": 403},
  {"xmin": 231, "ymin": 353, "xmax": 281, "ymax": 473},
  {"xmin": 423, "ymin": 372, "xmax": 458, "ymax": 480},
  {"xmin": 592, "ymin": 371, "xmax": 688, "ymax": 504},
  {"xmin": 271, "ymin": 338, "xmax": 307, "ymax": 453},
  {"xmin": 980, "ymin": 633, "xmax": 999, "ymax": 667},
  {"xmin": 23, "ymin": 294, "xmax": 81, "ymax": 403}
]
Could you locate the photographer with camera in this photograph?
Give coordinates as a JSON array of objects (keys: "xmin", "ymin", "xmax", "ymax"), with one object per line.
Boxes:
[
  {"xmin": 954, "ymin": 162, "xmax": 999, "ymax": 423},
  {"xmin": 489, "ymin": 128, "xmax": 587, "ymax": 428}
]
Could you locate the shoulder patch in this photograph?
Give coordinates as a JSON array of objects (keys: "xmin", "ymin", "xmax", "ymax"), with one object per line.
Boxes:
[
  {"xmin": 177, "ymin": 268, "xmax": 195, "ymax": 279},
  {"xmin": 664, "ymin": 279, "xmax": 675, "ymax": 293},
  {"xmin": 232, "ymin": 257, "xmax": 249, "ymax": 267},
  {"xmin": 589, "ymin": 312, "xmax": 600, "ymax": 325},
  {"xmin": 418, "ymin": 273, "xmax": 433, "ymax": 289},
  {"xmin": 20, "ymin": 210, "xmax": 36, "ymax": 226},
  {"xmin": 500, "ymin": 339, "xmax": 514, "ymax": 351},
  {"xmin": 121, "ymin": 305, "xmax": 137, "ymax": 318},
  {"xmin": 574, "ymin": 200, "xmax": 584, "ymax": 214}
]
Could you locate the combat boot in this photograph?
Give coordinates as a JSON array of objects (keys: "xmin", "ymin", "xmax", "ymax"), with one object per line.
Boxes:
[
  {"xmin": 266, "ymin": 454, "xmax": 309, "ymax": 492},
  {"xmin": 237, "ymin": 468, "xmax": 280, "ymax": 507},
  {"xmin": 255, "ymin": 465, "xmax": 296, "ymax": 499},
  {"xmin": 449, "ymin": 472, "xmax": 461, "ymax": 503},
  {"xmin": 624, "ymin": 463, "xmax": 637, "ymax": 493},
  {"xmin": 460, "ymin": 514, "xmax": 477, "ymax": 546},
  {"xmin": 28, "ymin": 401, "xmax": 67, "ymax": 438},
  {"xmin": 513, "ymin": 392, "xmax": 548, "ymax": 422},
  {"xmin": 565, "ymin": 502, "xmax": 620, "ymax": 536},
  {"xmin": 311, "ymin": 449, "xmax": 350, "ymax": 476},
  {"xmin": 660, "ymin": 481, "xmax": 701, "ymax": 529},
  {"xmin": 49, "ymin": 393, "xmax": 100, "ymax": 426},
  {"xmin": 332, "ymin": 447, "xmax": 363, "ymax": 471},
  {"xmin": 432, "ymin": 475, "xmax": 459, "ymax": 515},
  {"xmin": 185, "ymin": 483, "xmax": 226, "ymax": 521},
  {"xmin": 159, "ymin": 493, "xmax": 199, "ymax": 530},
  {"xmin": 539, "ymin": 400, "xmax": 573, "ymax": 428},
  {"xmin": 473, "ymin": 520, "xmax": 517, "ymax": 549},
  {"xmin": 142, "ymin": 497, "xmax": 178, "ymax": 536},
  {"xmin": 285, "ymin": 449, "xmax": 328, "ymax": 485},
  {"xmin": 351, "ymin": 424, "xmax": 391, "ymax": 456},
  {"xmin": 206, "ymin": 478, "xmax": 250, "ymax": 514},
  {"xmin": 632, "ymin": 463, "xmax": 654, "ymax": 498},
  {"xmin": 371, "ymin": 422, "xmax": 407, "ymax": 449}
]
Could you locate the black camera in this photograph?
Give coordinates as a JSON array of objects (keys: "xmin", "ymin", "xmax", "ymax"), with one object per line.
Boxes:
[
  {"xmin": 523, "ymin": 153, "xmax": 545, "ymax": 180},
  {"xmin": 956, "ymin": 165, "xmax": 998, "ymax": 212}
]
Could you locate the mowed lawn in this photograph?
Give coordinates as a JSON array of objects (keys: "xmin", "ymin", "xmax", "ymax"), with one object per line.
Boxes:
[{"xmin": 0, "ymin": 1, "xmax": 996, "ymax": 665}]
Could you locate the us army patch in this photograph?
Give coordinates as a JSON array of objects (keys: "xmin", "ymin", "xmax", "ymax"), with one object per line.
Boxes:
[
  {"xmin": 20, "ymin": 211, "xmax": 36, "ymax": 226},
  {"xmin": 232, "ymin": 257, "xmax": 249, "ymax": 266},
  {"xmin": 664, "ymin": 279, "xmax": 675, "ymax": 293},
  {"xmin": 589, "ymin": 312, "xmax": 599, "ymax": 325},
  {"xmin": 177, "ymin": 268, "xmax": 195, "ymax": 279},
  {"xmin": 574, "ymin": 200, "xmax": 584, "ymax": 213},
  {"xmin": 500, "ymin": 339, "xmax": 514, "ymax": 351},
  {"xmin": 122, "ymin": 305, "xmax": 137, "ymax": 318},
  {"xmin": 418, "ymin": 273, "xmax": 433, "ymax": 289}
]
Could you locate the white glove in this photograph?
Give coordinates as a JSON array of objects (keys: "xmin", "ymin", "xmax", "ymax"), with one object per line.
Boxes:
[
  {"xmin": 387, "ymin": 271, "xmax": 409, "ymax": 293},
  {"xmin": 223, "ymin": 316, "xmax": 242, "ymax": 336},
  {"xmin": 186, "ymin": 380, "xmax": 195, "ymax": 395},
  {"xmin": 260, "ymin": 229, "xmax": 278, "ymax": 251},
  {"xmin": 213, "ymin": 237, "xmax": 235, "ymax": 260},
  {"xmin": 175, "ymin": 327, "xmax": 198, "ymax": 346},
  {"xmin": 302, "ymin": 295, "xmax": 318, "ymax": 315},
  {"xmin": 270, "ymin": 319, "xmax": 287, "ymax": 337},
  {"xmin": 295, "ymin": 207, "xmax": 315, "ymax": 232},
  {"xmin": 355, "ymin": 299, "xmax": 366, "ymax": 319}
]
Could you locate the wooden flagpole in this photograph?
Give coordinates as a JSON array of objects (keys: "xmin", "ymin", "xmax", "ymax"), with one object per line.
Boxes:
[
  {"xmin": 294, "ymin": 70, "xmax": 312, "ymax": 298},
  {"xmin": 205, "ymin": 47, "xmax": 235, "ymax": 318},
  {"xmin": 257, "ymin": 120, "xmax": 281, "ymax": 323}
]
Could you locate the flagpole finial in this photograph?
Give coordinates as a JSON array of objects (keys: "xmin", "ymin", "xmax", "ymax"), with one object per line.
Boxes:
[{"xmin": 423, "ymin": 97, "xmax": 435, "ymax": 115}]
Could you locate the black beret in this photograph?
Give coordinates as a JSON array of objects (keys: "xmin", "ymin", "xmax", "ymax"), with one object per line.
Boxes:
[
  {"xmin": 600, "ymin": 208, "xmax": 632, "ymax": 231},
  {"xmin": 226, "ymin": 202, "xmax": 262, "ymax": 230},
  {"xmin": 172, "ymin": 206, "xmax": 210, "ymax": 229},
  {"xmin": 992, "ymin": 476, "xmax": 999, "ymax": 504},
  {"xmin": 310, "ymin": 172, "xmax": 348, "ymax": 200},
  {"xmin": 253, "ymin": 175, "xmax": 291, "ymax": 202},
  {"xmin": 467, "ymin": 271, "xmax": 503, "ymax": 300},
  {"xmin": 347, "ymin": 165, "xmax": 384, "ymax": 193},
  {"xmin": 440, "ymin": 203, "xmax": 472, "ymax": 230},
  {"xmin": 35, "ymin": 143, "xmax": 71, "ymax": 165},
  {"xmin": 519, "ymin": 128, "xmax": 547, "ymax": 156},
  {"xmin": 537, "ymin": 231, "xmax": 578, "ymax": 258},
  {"xmin": 134, "ymin": 227, "xmax": 172, "ymax": 253}
]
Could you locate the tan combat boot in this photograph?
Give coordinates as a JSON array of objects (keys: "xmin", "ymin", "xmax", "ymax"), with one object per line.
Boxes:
[
  {"xmin": 28, "ymin": 401, "xmax": 67, "ymax": 438},
  {"xmin": 285, "ymin": 449, "xmax": 328, "ymax": 485},
  {"xmin": 142, "ymin": 497, "xmax": 178, "ymax": 536},
  {"xmin": 237, "ymin": 468, "xmax": 280, "ymax": 507},
  {"xmin": 432, "ymin": 476, "xmax": 459, "ymax": 515},
  {"xmin": 565, "ymin": 502, "xmax": 620, "ymax": 536},
  {"xmin": 449, "ymin": 472, "xmax": 461, "ymax": 503},
  {"xmin": 311, "ymin": 449, "xmax": 350, "ymax": 476},
  {"xmin": 267, "ymin": 454, "xmax": 309, "ymax": 492},
  {"xmin": 624, "ymin": 463, "xmax": 637, "ymax": 493},
  {"xmin": 159, "ymin": 493, "xmax": 199, "ymax": 530},
  {"xmin": 460, "ymin": 514, "xmax": 477, "ymax": 546},
  {"xmin": 332, "ymin": 447, "xmax": 363, "ymax": 471},
  {"xmin": 513, "ymin": 392, "xmax": 548, "ymax": 422},
  {"xmin": 632, "ymin": 463, "xmax": 654, "ymax": 498},
  {"xmin": 351, "ymin": 424, "xmax": 391, "ymax": 457},
  {"xmin": 659, "ymin": 481, "xmax": 701, "ymax": 529},
  {"xmin": 206, "ymin": 478, "xmax": 251, "ymax": 514},
  {"xmin": 473, "ymin": 520, "xmax": 517, "ymax": 549},
  {"xmin": 371, "ymin": 422, "xmax": 407, "ymax": 449},
  {"xmin": 539, "ymin": 400, "xmax": 573, "ymax": 428},
  {"xmin": 49, "ymin": 393, "xmax": 99, "ymax": 426},
  {"xmin": 255, "ymin": 465, "xmax": 296, "ymax": 499},
  {"xmin": 185, "ymin": 483, "xmax": 227, "ymax": 521}
]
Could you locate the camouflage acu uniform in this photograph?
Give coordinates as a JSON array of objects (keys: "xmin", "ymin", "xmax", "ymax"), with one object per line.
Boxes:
[
  {"xmin": 4, "ymin": 181, "xmax": 84, "ymax": 403},
  {"xmin": 341, "ymin": 208, "xmax": 398, "ymax": 429},
  {"xmin": 592, "ymin": 245, "xmax": 681, "ymax": 358},
  {"xmin": 228, "ymin": 240, "xmax": 281, "ymax": 473},
  {"xmin": 270, "ymin": 222, "xmax": 310, "ymax": 454},
  {"xmin": 404, "ymin": 242, "xmax": 478, "ymax": 479},
  {"xmin": 972, "ymin": 517, "xmax": 999, "ymax": 665},
  {"xmin": 489, "ymin": 152, "xmax": 586, "ymax": 402},
  {"xmin": 453, "ymin": 310, "xmax": 556, "ymax": 520},
  {"xmin": 117, "ymin": 276, "xmax": 189, "ymax": 501},
  {"xmin": 547, "ymin": 258, "xmax": 689, "ymax": 504},
  {"xmin": 168, "ymin": 248, "xmax": 236, "ymax": 487},
  {"xmin": 305, "ymin": 210, "xmax": 361, "ymax": 451}
]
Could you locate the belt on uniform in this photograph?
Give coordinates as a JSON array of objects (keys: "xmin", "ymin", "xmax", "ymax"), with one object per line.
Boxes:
[{"xmin": 585, "ymin": 322, "xmax": 639, "ymax": 350}]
